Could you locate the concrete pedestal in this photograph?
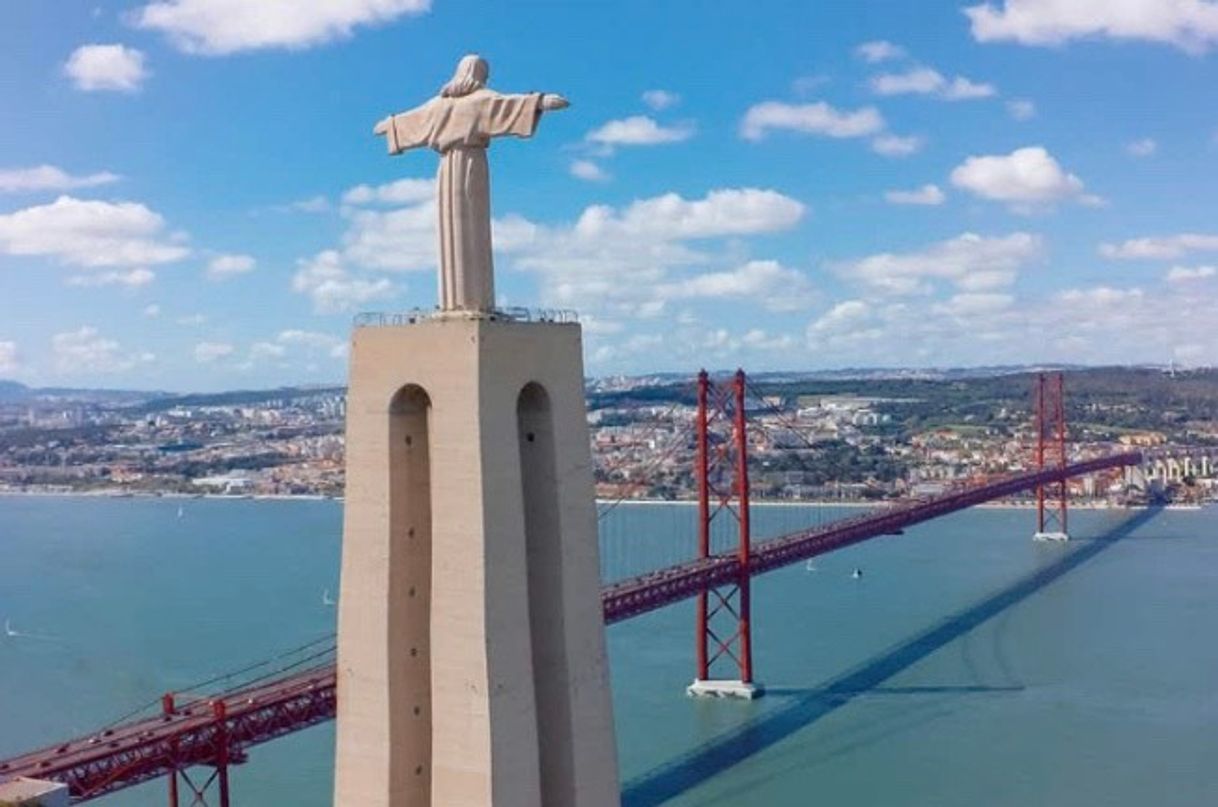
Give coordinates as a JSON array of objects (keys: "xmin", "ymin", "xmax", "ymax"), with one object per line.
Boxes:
[
  {"xmin": 334, "ymin": 317, "xmax": 619, "ymax": 807},
  {"xmin": 1033, "ymin": 531, "xmax": 1070, "ymax": 542},
  {"xmin": 686, "ymin": 679, "xmax": 765, "ymax": 700},
  {"xmin": 0, "ymin": 778, "xmax": 70, "ymax": 807}
]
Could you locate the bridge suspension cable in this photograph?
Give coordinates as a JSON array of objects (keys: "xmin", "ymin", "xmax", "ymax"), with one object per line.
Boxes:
[{"xmin": 97, "ymin": 632, "xmax": 337, "ymax": 731}]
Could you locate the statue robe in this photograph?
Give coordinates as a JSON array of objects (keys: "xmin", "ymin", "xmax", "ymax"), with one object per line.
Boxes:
[{"xmin": 384, "ymin": 89, "xmax": 544, "ymax": 312}]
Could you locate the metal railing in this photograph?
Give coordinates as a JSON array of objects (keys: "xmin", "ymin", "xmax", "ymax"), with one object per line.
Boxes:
[{"xmin": 353, "ymin": 307, "xmax": 579, "ymax": 328}]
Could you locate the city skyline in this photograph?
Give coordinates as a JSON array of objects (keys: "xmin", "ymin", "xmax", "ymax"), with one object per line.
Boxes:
[{"xmin": 4, "ymin": 0, "xmax": 1218, "ymax": 392}]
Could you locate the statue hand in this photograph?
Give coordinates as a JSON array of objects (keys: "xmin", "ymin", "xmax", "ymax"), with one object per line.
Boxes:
[
  {"xmin": 373, "ymin": 116, "xmax": 391, "ymax": 136},
  {"xmin": 541, "ymin": 94, "xmax": 570, "ymax": 111}
]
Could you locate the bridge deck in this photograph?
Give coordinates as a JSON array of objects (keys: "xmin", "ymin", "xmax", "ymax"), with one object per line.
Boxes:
[
  {"xmin": 0, "ymin": 451, "xmax": 1141, "ymax": 802},
  {"xmin": 601, "ymin": 452, "xmax": 1141, "ymax": 622},
  {"xmin": 0, "ymin": 666, "xmax": 336, "ymax": 802}
]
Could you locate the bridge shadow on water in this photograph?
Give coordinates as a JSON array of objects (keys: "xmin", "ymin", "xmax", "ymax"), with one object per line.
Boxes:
[{"xmin": 621, "ymin": 507, "xmax": 1162, "ymax": 807}]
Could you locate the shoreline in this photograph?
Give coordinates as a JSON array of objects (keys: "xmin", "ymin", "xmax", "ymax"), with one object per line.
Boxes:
[
  {"xmin": 0, "ymin": 489, "xmax": 1204, "ymax": 510},
  {"xmin": 0, "ymin": 489, "xmax": 336, "ymax": 502}
]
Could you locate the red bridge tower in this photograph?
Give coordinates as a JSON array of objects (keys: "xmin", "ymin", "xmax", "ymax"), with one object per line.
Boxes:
[
  {"xmin": 687, "ymin": 369, "xmax": 762, "ymax": 699},
  {"xmin": 1034, "ymin": 371, "xmax": 1070, "ymax": 541}
]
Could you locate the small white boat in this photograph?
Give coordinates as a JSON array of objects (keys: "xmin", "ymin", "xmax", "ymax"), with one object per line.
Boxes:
[
  {"xmin": 322, "ymin": 589, "xmax": 336, "ymax": 607},
  {"xmin": 851, "ymin": 568, "xmax": 863, "ymax": 579},
  {"xmin": 805, "ymin": 560, "xmax": 817, "ymax": 572},
  {"xmin": 177, "ymin": 505, "xmax": 184, "ymax": 520}
]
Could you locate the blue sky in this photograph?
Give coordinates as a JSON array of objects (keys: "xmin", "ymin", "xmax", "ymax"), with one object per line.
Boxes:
[{"xmin": 3, "ymin": 0, "xmax": 1218, "ymax": 391}]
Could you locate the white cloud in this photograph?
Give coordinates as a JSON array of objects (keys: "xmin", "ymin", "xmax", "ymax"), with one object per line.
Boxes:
[
  {"xmin": 302, "ymin": 185, "xmax": 806, "ymax": 327},
  {"xmin": 0, "ymin": 341, "xmax": 18, "ymax": 374},
  {"xmin": 791, "ymin": 74, "xmax": 831, "ymax": 95},
  {"xmin": 132, "ymin": 0, "xmax": 431, "ymax": 55},
  {"xmin": 64, "ymin": 44, "xmax": 148, "ymax": 92},
  {"xmin": 641, "ymin": 89, "xmax": 680, "ymax": 110},
  {"xmin": 277, "ymin": 329, "xmax": 343, "ymax": 350},
  {"xmin": 292, "ymin": 250, "xmax": 396, "ymax": 313},
  {"xmin": 177, "ymin": 313, "xmax": 207, "ymax": 326},
  {"xmin": 144, "ymin": 303, "xmax": 161, "ymax": 317},
  {"xmin": 340, "ymin": 201, "xmax": 436, "ymax": 271},
  {"xmin": 884, "ymin": 184, "xmax": 946, "ymax": 205},
  {"xmin": 0, "ymin": 165, "xmax": 120, "ymax": 194},
  {"xmin": 288, "ymin": 195, "xmax": 331, "ymax": 213},
  {"xmin": 261, "ymin": 330, "xmax": 349, "ymax": 365},
  {"xmin": 500, "ymin": 187, "xmax": 806, "ymax": 320},
  {"xmin": 53, "ymin": 327, "xmax": 154, "ymax": 374},
  {"xmin": 341, "ymin": 178, "xmax": 433, "ymax": 206},
  {"xmin": 194, "ymin": 341, "xmax": 235, "ymax": 363},
  {"xmin": 741, "ymin": 101, "xmax": 884, "ymax": 141},
  {"xmin": 871, "ymin": 134, "xmax": 924, "ymax": 157},
  {"xmin": 810, "ymin": 300, "xmax": 872, "ymax": 334},
  {"xmin": 569, "ymin": 188, "xmax": 805, "ymax": 241},
  {"xmin": 586, "ymin": 116, "xmax": 694, "ymax": 147},
  {"xmin": 660, "ymin": 260, "xmax": 816, "ymax": 311},
  {"xmin": 870, "ymin": 67, "xmax": 997, "ymax": 100},
  {"xmin": 1126, "ymin": 138, "xmax": 1158, "ymax": 157},
  {"xmin": 1166, "ymin": 265, "xmax": 1216, "ymax": 283},
  {"xmin": 0, "ymin": 195, "xmax": 189, "ymax": 268},
  {"xmin": 249, "ymin": 341, "xmax": 287, "ymax": 361},
  {"xmin": 856, "ymin": 40, "xmax": 907, "ymax": 63},
  {"xmin": 871, "ymin": 67, "xmax": 942, "ymax": 95},
  {"xmin": 935, "ymin": 292, "xmax": 1014, "ymax": 316},
  {"xmin": 67, "ymin": 268, "xmax": 156, "ymax": 287},
  {"xmin": 944, "ymin": 76, "xmax": 998, "ymax": 100},
  {"xmin": 964, "ymin": 0, "xmax": 1218, "ymax": 52},
  {"xmin": 1007, "ymin": 99, "xmax": 1036, "ymax": 120},
  {"xmin": 836, "ymin": 231, "xmax": 1043, "ymax": 295},
  {"xmin": 1055, "ymin": 286, "xmax": 1145, "ymax": 307},
  {"xmin": 950, "ymin": 146, "xmax": 1091, "ymax": 208},
  {"xmin": 206, "ymin": 253, "xmax": 255, "ymax": 279},
  {"xmin": 1100, "ymin": 233, "xmax": 1218, "ymax": 260},
  {"xmin": 740, "ymin": 329, "xmax": 798, "ymax": 352},
  {"xmin": 796, "ymin": 277, "xmax": 1218, "ymax": 367},
  {"xmin": 570, "ymin": 160, "xmax": 610, "ymax": 182}
]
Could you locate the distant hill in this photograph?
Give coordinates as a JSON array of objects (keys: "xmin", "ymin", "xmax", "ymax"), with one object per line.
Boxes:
[
  {"xmin": 0, "ymin": 380, "xmax": 168, "ymax": 405},
  {"xmin": 0, "ymin": 380, "xmax": 29, "ymax": 401},
  {"xmin": 587, "ymin": 366, "xmax": 1218, "ymax": 433},
  {"xmin": 5, "ymin": 364, "xmax": 1215, "ymax": 417},
  {"xmin": 134, "ymin": 385, "xmax": 347, "ymax": 413}
]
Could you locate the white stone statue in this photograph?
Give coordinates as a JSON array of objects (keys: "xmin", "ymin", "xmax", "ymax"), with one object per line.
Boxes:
[{"xmin": 373, "ymin": 54, "xmax": 569, "ymax": 313}]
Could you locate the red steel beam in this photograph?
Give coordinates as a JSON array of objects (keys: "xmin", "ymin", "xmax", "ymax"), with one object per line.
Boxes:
[
  {"xmin": 0, "ymin": 666, "xmax": 335, "ymax": 803},
  {"xmin": 732, "ymin": 369, "xmax": 753, "ymax": 684},
  {"xmin": 601, "ymin": 451, "xmax": 1143, "ymax": 624},
  {"xmin": 694, "ymin": 369, "xmax": 710, "ymax": 681},
  {"xmin": 1, "ymin": 450, "xmax": 1141, "ymax": 802}
]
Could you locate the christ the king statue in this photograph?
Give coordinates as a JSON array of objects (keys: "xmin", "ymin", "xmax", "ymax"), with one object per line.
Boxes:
[{"xmin": 373, "ymin": 54, "xmax": 569, "ymax": 313}]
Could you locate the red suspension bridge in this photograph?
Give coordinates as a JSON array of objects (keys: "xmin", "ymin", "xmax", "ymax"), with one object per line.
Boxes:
[{"xmin": 0, "ymin": 371, "xmax": 1142, "ymax": 804}]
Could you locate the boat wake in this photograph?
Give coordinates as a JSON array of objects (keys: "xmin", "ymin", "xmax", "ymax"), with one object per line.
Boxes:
[{"xmin": 4, "ymin": 618, "xmax": 59, "ymax": 642}]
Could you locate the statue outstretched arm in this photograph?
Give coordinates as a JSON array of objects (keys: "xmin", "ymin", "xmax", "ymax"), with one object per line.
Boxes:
[
  {"xmin": 540, "ymin": 94, "xmax": 570, "ymax": 111},
  {"xmin": 373, "ymin": 116, "xmax": 391, "ymax": 136}
]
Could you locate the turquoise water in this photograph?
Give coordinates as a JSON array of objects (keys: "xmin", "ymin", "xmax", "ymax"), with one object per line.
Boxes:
[{"xmin": 2, "ymin": 497, "xmax": 1216, "ymax": 805}]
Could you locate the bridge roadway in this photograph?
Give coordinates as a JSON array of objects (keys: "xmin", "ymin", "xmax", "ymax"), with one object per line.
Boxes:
[{"xmin": 0, "ymin": 451, "xmax": 1141, "ymax": 802}]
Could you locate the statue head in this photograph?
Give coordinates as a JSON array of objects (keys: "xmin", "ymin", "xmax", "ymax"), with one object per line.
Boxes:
[{"xmin": 441, "ymin": 54, "xmax": 489, "ymax": 98}]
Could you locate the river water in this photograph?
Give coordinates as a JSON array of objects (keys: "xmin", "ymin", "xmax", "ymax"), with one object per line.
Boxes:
[{"xmin": 1, "ymin": 496, "xmax": 1215, "ymax": 805}]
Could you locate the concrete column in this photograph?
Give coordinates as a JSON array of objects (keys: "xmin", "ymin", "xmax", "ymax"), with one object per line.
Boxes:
[{"xmin": 335, "ymin": 317, "xmax": 619, "ymax": 807}]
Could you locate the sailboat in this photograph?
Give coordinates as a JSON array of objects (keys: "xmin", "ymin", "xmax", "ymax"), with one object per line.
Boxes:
[{"xmin": 322, "ymin": 589, "xmax": 336, "ymax": 607}]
